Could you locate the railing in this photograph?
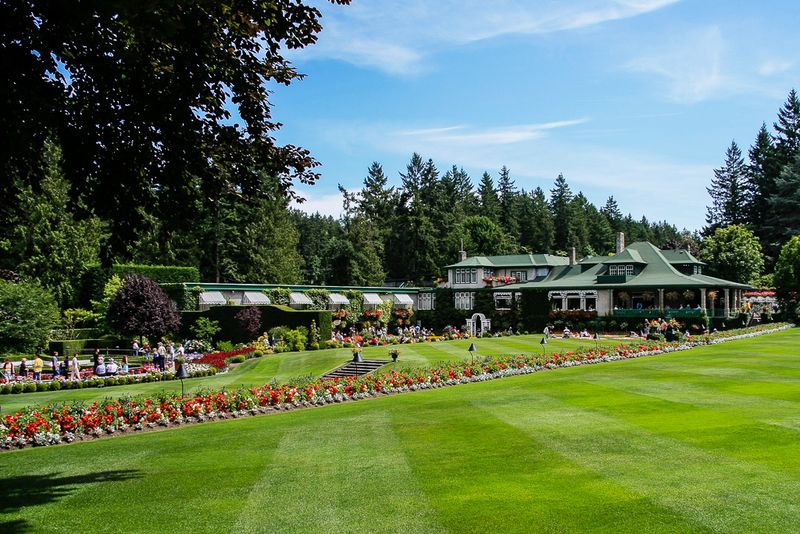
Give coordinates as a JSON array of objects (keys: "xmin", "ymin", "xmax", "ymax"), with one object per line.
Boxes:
[{"xmin": 612, "ymin": 308, "xmax": 735, "ymax": 319}]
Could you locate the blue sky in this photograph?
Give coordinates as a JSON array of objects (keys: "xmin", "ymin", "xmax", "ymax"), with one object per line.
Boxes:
[{"xmin": 271, "ymin": 0, "xmax": 800, "ymax": 230}]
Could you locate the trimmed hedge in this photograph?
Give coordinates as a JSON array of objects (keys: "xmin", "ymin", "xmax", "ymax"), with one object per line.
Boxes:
[
  {"xmin": 48, "ymin": 337, "xmax": 130, "ymax": 355},
  {"xmin": 80, "ymin": 264, "xmax": 201, "ymax": 306},
  {"xmin": 180, "ymin": 305, "xmax": 332, "ymax": 344}
]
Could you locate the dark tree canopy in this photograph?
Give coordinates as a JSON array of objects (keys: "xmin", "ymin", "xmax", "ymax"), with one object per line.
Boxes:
[
  {"xmin": 1, "ymin": 0, "xmax": 350, "ymax": 259},
  {"xmin": 107, "ymin": 274, "xmax": 180, "ymax": 340}
]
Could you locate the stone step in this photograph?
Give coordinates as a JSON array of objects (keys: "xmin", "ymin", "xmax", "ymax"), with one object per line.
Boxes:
[{"xmin": 322, "ymin": 359, "xmax": 391, "ymax": 380}]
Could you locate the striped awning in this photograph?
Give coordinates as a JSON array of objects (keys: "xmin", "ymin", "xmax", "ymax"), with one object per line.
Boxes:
[
  {"xmin": 243, "ymin": 291, "xmax": 270, "ymax": 305},
  {"xmin": 393, "ymin": 293, "xmax": 414, "ymax": 306},
  {"xmin": 328, "ymin": 293, "xmax": 350, "ymax": 305},
  {"xmin": 289, "ymin": 292, "xmax": 313, "ymax": 305},
  {"xmin": 199, "ymin": 291, "xmax": 226, "ymax": 305},
  {"xmin": 362, "ymin": 292, "xmax": 384, "ymax": 306}
]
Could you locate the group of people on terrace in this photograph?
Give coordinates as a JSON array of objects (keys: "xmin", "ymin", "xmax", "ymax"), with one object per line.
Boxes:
[{"xmin": 2, "ymin": 351, "xmax": 82, "ymax": 383}]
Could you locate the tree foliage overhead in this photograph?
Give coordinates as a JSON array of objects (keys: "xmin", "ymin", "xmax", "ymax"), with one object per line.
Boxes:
[{"xmin": 1, "ymin": 0, "xmax": 350, "ymax": 259}]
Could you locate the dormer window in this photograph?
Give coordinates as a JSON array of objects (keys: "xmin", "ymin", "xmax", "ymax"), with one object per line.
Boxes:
[
  {"xmin": 609, "ymin": 264, "xmax": 634, "ymax": 276},
  {"xmin": 693, "ymin": 265, "xmax": 702, "ymax": 275}
]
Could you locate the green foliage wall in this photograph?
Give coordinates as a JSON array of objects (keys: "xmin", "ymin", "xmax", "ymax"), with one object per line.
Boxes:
[
  {"xmin": 180, "ymin": 305, "xmax": 331, "ymax": 345},
  {"xmin": 82, "ymin": 264, "xmax": 200, "ymax": 307}
]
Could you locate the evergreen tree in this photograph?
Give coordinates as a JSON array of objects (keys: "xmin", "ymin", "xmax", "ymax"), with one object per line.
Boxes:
[
  {"xmin": 497, "ymin": 166, "xmax": 519, "ymax": 239},
  {"xmin": 1, "ymin": 142, "xmax": 102, "ymax": 308},
  {"xmin": 767, "ymin": 154, "xmax": 800, "ymax": 246},
  {"xmin": 528, "ymin": 187, "xmax": 555, "ymax": 253},
  {"xmin": 569, "ymin": 193, "xmax": 592, "ymax": 255},
  {"xmin": 705, "ymin": 140, "xmax": 747, "ymax": 233},
  {"xmin": 586, "ymin": 203, "xmax": 615, "ymax": 256},
  {"xmin": 549, "ymin": 173, "xmax": 574, "ymax": 252},
  {"xmin": 600, "ymin": 196, "xmax": 623, "ymax": 231},
  {"xmin": 744, "ymin": 124, "xmax": 777, "ymax": 231},
  {"xmin": 773, "ymin": 89, "xmax": 800, "ymax": 162},
  {"xmin": 477, "ymin": 172, "xmax": 500, "ymax": 221}
]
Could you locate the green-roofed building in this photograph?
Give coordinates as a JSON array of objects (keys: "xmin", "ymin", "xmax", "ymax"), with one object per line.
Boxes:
[{"xmin": 442, "ymin": 233, "xmax": 749, "ymax": 320}]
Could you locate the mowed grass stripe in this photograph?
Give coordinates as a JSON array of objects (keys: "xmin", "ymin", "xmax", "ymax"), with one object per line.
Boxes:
[
  {"xmin": 532, "ymin": 377, "xmax": 800, "ymax": 476},
  {"xmin": 477, "ymin": 387, "xmax": 800, "ymax": 533},
  {"xmin": 389, "ymin": 392, "xmax": 709, "ymax": 533},
  {"xmin": 232, "ymin": 409, "xmax": 446, "ymax": 534}
]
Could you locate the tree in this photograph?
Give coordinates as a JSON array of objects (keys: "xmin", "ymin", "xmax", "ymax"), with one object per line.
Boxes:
[
  {"xmin": 527, "ymin": 188, "xmax": 555, "ymax": 253},
  {"xmin": 743, "ymin": 124, "xmax": 777, "ymax": 231},
  {"xmin": 549, "ymin": 173, "xmax": 575, "ymax": 252},
  {"xmin": 1, "ymin": 0, "xmax": 351, "ymax": 260},
  {"xmin": 705, "ymin": 140, "xmax": 747, "ymax": 232},
  {"xmin": 1, "ymin": 142, "xmax": 102, "ymax": 308},
  {"xmin": 766, "ymin": 155, "xmax": 800, "ymax": 247},
  {"xmin": 773, "ymin": 89, "xmax": 800, "ymax": 162},
  {"xmin": 478, "ymin": 172, "xmax": 500, "ymax": 221},
  {"xmin": 107, "ymin": 274, "xmax": 181, "ymax": 340},
  {"xmin": 774, "ymin": 235, "xmax": 800, "ymax": 319},
  {"xmin": 0, "ymin": 280, "xmax": 59, "ymax": 353},
  {"xmin": 700, "ymin": 225, "xmax": 764, "ymax": 284},
  {"xmin": 497, "ymin": 166, "xmax": 519, "ymax": 239},
  {"xmin": 458, "ymin": 216, "xmax": 514, "ymax": 256},
  {"xmin": 600, "ymin": 196, "xmax": 623, "ymax": 232}
]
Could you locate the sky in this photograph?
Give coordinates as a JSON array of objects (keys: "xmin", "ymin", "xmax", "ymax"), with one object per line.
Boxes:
[{"xmin": 272, "ymin": 0, "xmax": 800, "ymax": 231}]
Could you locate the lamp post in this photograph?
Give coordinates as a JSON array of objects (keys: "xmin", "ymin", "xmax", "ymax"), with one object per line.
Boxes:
[
  {"xmin": 175, "ymin": 360, "xmax": 190, "ymax": 397},
  {"xmin": 468, "ymin": 342, "xmax": 477, "ymax": 364},
  {"xmin": 594, "ymin": 332, "xmax": 600, "ymax": 351},
  {"xmin": 540, "ymin": 336, "xmax": 547, "ymax": 356}
]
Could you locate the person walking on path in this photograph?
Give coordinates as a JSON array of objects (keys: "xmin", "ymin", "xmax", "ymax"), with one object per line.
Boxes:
[
  {"xmin": 32, "ymin": 353, "xmax": 44, "ymax": 381},
  {"xmin": 133, "ymin": 340, "xmax": 140, "ymax": 357}
]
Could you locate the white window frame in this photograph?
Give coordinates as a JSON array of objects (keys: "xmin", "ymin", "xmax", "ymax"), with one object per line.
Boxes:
[
  {"xmin": 417, "ymin": 293, "xmax": 436, "ymax": 310},
  {"xmin": 454, "ymin": 292, "xmax": 475, "ymax": 310},
  {"xmin": 609, "ymin": 264, "xmax": 634, "ymax": 276},
  {"xmin": 510, "ymin": 270, "xmax": 528, "ymax": 282}
]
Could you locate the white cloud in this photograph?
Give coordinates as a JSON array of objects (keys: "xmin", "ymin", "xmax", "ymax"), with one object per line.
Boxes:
[
  {"xmin": 299, "ymin": 0, "xmax": 680, "ymax": 74},
  {"xmin": 315, "ymin": 117, "xmax": 711, "ymax": 229},
  {"xmin": 626, "ymin": 25, "xmax": 725, "ymax": 103},
  {"xmin": 290, "ymin": 189, "xmax": 345, "ymax": 218},
  {"xmin": 758, "ymin": 58, "xmax": 793, "ymax": 76},
  {"xmin": 398, "ymin": 119, "xmax": 589, "ymax": 146}
]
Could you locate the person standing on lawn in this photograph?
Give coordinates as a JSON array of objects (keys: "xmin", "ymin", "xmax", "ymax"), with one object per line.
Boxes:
[
  {"xmin": 19, "ymin": 357, "xmax": 28, "ymax": 379},
  {"xmin": 2, "ymin": 358, "xmax": 13, "ymax": 382},
  {"xmin": 32, "ymin": 353, "xmax": 44, "ymax": 381}
]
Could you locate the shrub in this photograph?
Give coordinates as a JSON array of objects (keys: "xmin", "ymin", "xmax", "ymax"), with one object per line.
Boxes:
[
  {"xmin": 217, "ymin": 340, "xmax": 234, "ymax": 352},
  {"xmin": 12, "ymin": 383, "xmax": 24, "ymax": 394},
  {"xmin": 23, "ymin": 382, "xmax": 37, "ymax": 393},
  {"xmin": 1, "ymin": 384, "xmax": 11, "ymax": 394},
  {"xmin": 49, "ymin": 380, "xmax": 61, "ymax": 391},
  {"xmin": 191, "ymin": 317, "xmax": 221, "ymax": 343},
  {"xmin": 235, "ymin": 306, "xmax": 262, "ymax": 341},
  {"xmin": 226, "ymin": 355, "xmax": 246, "ymax": 364}
]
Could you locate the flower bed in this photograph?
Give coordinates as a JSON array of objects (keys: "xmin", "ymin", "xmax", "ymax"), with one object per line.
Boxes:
[
  {"xmin": 191, "ymin": 346, "xmax": 256, "ymax": 369},
  {"xmin": 0, "ymin": 323, "xmax": 793, "ymax": 450}
]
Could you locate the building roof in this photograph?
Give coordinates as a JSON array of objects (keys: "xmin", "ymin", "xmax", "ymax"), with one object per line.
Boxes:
[
  {"xmin": 446, "ymin": 253, "xmax": 569, "ymax": 268},
  {"xmin": 503, "ymin": 241, "xmax": 750, "ymax": 291},
  {"xmin": 660, "ymin": 249, "xmax": 706, "ymax": 265}
]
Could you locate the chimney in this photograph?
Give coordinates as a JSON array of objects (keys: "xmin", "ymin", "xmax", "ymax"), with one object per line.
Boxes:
[
  {"xmin": 569, "ymin": 247, "xmax": 577, "ymax": 265},
  {"xmin": 458, "ymin": 240, "xmax": 467, "ymax": 262},
  {"xmin": 615, "ymin": 232, "xmax": 625, "ymax": 254}
]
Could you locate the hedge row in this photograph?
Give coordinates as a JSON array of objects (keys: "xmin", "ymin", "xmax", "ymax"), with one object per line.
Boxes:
[
  {"xmin": 48, "ymin": 337, "xmax": 130, "ymax": 355},
  {"xmin": 79, "ymin": 264, "xmax": 200, "ymax": 306},
  {"xmin": 180, "ymin": 305, "xmax": 332, "ymax": 344}
]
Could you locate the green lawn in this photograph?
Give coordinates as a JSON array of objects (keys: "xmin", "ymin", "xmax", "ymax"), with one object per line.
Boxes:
[
  {"xmin": 0, "ymin": 335, "xmax": 613, "ymax": 414},
  {"xmin": 2, "ymin": 329, "xmax": 799, "ymax": 533}
]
